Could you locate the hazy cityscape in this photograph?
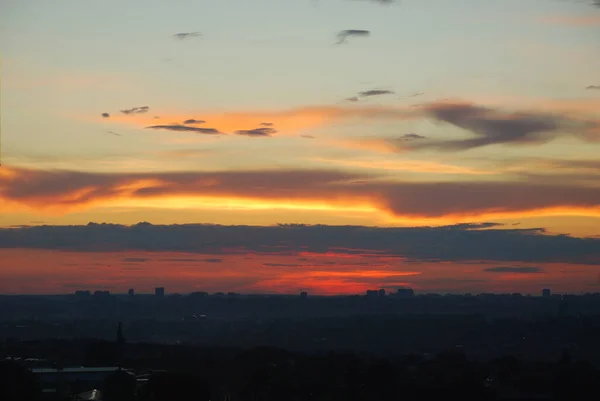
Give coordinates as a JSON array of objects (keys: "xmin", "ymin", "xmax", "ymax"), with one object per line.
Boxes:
[
  {"xmin": 3, "ymin": 0, "xmax": 600, "ymax": 399},
  {"xmin": 3, "ymin": 288, "xmax": 600, "ymax": 400}
]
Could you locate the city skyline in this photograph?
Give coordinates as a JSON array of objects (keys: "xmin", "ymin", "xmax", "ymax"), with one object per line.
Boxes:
[{"xmin": 1, "ymin": 0, "xmax": 599, "ymax": 294}]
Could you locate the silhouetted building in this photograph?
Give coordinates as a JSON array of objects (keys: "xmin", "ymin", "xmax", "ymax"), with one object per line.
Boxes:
[
  {"xmin": 128, "ymin": 288, "xmax": 134, "ymax": 297},
  {"xmin": 75, "ymin": 290, "xmax": 91, "ymax": 299},
  {"xmin": 155, "ymin": 287, "xmax": 165, "ymax": 298},
  {"xmin": 93, "ymin": 290, "xmax": 110, "ymax": 299},
  {"xmin": 366, "ymin": 290, "xmax": 379, "ymax": 298},
  {"xmin": 542, "ymin": 288, "xmax": 551, "ymax": 297},
  {"xmin": 300, "ymin": 291, "xmax": 308, "ymax": 299},
  {"xmin": 396, "ymin": 288, "xmax": 415, "ymax": 298},
  {"xmin": 378, "ymin": 288, "xmax": 386, "ymax": 297}
]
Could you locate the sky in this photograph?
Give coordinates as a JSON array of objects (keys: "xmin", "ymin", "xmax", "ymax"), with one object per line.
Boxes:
[{"xmin": 0, "ymin": 0, "xmax": 599, "ymax": 295}]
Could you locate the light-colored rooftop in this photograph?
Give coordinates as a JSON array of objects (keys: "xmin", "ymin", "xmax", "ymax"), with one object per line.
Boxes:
[{"xmin": 32, "ymin": 367, "xmax": 125, "ymax": 374}]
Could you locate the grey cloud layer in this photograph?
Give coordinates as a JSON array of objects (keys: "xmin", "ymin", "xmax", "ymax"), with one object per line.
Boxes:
[{"xmin": 0, "ymin": 222, "xmax": 598, "ymax": 265}]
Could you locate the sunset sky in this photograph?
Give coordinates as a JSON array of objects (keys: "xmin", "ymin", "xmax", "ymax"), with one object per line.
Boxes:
[{"xmin": 0, "ymin": 0, "xmax": 599, "ymax": 295}]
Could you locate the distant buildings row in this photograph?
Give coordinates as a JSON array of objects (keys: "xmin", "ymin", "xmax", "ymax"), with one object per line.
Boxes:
[
  {"xmin": 366, "ymin": 288, "xmax": 415, "ymax": 298},
  {"xmin": 74, "ymin": 287, "xmax": 554, "ymax": 299},
  {"xmin": 368, "ymin": 288, "xmax": 554, "ymax": 298},
  {"xmin": 75, "ymin": 287, "xmax": 165, "ymax": 299}
]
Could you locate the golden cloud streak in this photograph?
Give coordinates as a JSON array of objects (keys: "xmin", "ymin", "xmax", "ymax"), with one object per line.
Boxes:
[
  {"xmin": 313, "ymin": 158, "xmax": 497, "ymax": 176},
  {"xmin": 2, "ymin": 167, "xmax": 600, "ymax": 228}
]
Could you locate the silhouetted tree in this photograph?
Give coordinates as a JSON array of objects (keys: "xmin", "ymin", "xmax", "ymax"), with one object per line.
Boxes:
[
  {"xmin": 103, "ymin": 370, "xmax": 136, "ymax": 401},
  {"xmin": 146, "ymin": 372, "xmax": 210, "ymax": 401},
  {"xmin": 85, "ymin": 341, "xmax": 119, "ymax": 366},
  {"xmin": 0, "ymin": 360, "xmax": 41, "ymax": 401}
]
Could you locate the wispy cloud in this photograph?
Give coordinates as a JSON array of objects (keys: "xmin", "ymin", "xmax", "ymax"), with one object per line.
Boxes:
[
  {"xmin": 260, "ymin": 122, "xmax": 274, "ymax": 127},
  {"xmin": 101, "ymin": 113, "xmax": 110, "ymax": 118},
  {"xmin": 173, "ymin": 32, "xmax": 201, "ymax": 40},
  {"xmin": 145, "ymin": 125, "xmax": 221, "ymax": 135},
  {"xmin": 183, "ymin": 119, "xmax": 205, "ymax": 124},
  {"xmin": 336, "ymin": 30, "xmax": 370, "ymax": 44},
  {"xmin": 587, "ymin": 85, "xmax": 600, "ymax": 90},
  {"xmin": 410, "ymin": 101, "xmax": 599, "ymax": 151},
  {"xmin": 314, "ymin": 157, "xmax": 493, "ymax": 175},
  {"xmin": 399, "ymin": 133, "xmax": 426, "ymax": 141},
  {"xmin": 359, "ymin": 89, "xmax": 395, "ymax": 97},
  {"xmin": 122, "ymin": 257, "xmax": 149, "ymax": 263},
  {"xmin": 484, "ymin": 266, "xmax": 544, "ymax": 274},
  {"xmin": 121, "ymin": 106, "xmax": 149, "ymax": 115},
  {"xmin": 235, "ymin": 127, "xmax": 277, "ymax": 137}
]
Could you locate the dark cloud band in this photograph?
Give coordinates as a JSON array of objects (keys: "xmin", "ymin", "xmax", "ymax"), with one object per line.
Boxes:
[{"xmin": 0, "ymin": 222, "xmax": 598, "ymax": 265}]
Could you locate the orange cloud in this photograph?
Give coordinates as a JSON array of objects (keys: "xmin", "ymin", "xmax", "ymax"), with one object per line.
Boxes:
[
  {"xmin": 105, "ymin": 106, "xmax": 377, "ymax": 135},
  {"xmin": 97, "ymin": 98, "xmax": 600, "ymax": 148},
  {"xmin": 1, "ymin": 166, "xmax": 600, "ymax": 225}
]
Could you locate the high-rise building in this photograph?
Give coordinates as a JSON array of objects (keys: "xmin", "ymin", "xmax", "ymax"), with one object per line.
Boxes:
[
  {"xmin": 378, "ymin": 288, "xmax": 386, "ymax": 297},
  {"xmin": 75, "ymin": 290, "xmax": 91, "ymax": 299},
  {"xmin": 93, "ymin": 290, "xmax": 110, "ymax": 299},
  {"xmin": 300, "ymin": 291, "xmax": 308, "ymax": 299},
  {"xmin": 128, "ymin": 288, "xmax": 134, "ymax": 297},
  {"xmin": 542, "ymin": 288, "xmax": 551, "ymax": 297},
  {"xmin": 396, "ymin": 288, "xmax": 415, "ymax": 298},
  {"xmin": 155, "ymin": 287, "xmax": 165, "ymax": 298}
]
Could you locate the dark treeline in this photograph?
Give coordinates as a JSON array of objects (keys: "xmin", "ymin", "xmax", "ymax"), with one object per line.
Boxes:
[
  {"xmin": 3, "ymin": 294, "xmax": 600, "ymax": 400},
  {"xmin": 2, "ymin": 340, "xmax": 600, "ymax": 401},
  {"xmin": 4, "ymin": 314, "xmax": 600, "ymax": 362}
]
